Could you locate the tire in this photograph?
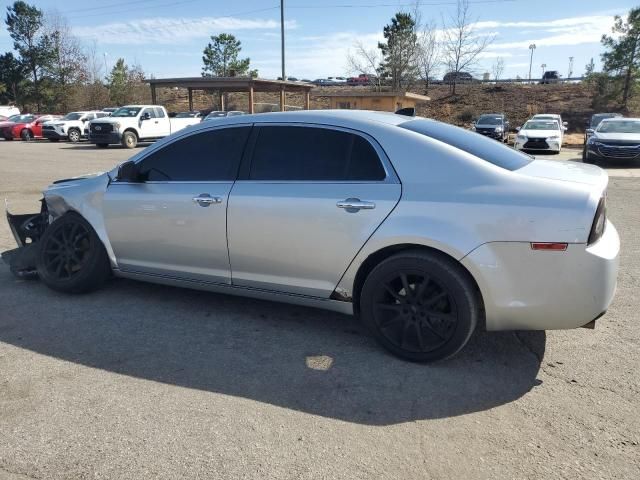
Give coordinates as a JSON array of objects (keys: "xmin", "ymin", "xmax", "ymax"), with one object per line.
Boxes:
[
  {"xmin": 96, "ymin": 143, "xmax": 109, "ymax": 149},
  {"xmin": 36, "ymin": 213, "xmax": 111, "ymax": 294},
  {"xmin": 360, "ymin": 250, "xmax": 479, "ymax": 362},
  {"xmin": 121, "ymin": 131, "xmax": 137, "ymax": 149},
  {"xmin": 48, "ymin": 138, "xmax": 59, "ymax": 142},
  {"xmin": 67, "ymin": 128, "xmax": 81, "ymax": 143},
  {"xmin": 20, "ymin": 129, "xmax": 32, "ymax": 141}
]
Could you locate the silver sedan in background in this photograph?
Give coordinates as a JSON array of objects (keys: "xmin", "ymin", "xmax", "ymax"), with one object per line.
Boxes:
[{"xmin": 2, "ymin": 110, "xmax": 619, "ymax": 362}]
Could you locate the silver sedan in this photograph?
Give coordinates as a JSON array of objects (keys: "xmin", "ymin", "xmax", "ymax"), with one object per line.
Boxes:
[{"xmin": 2, "ymin": 110, "xmax": 619, "ymax": 362}]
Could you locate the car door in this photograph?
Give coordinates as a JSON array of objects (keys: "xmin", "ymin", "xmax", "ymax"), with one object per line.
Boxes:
[
  {"xmin": 227, "ymin": 124, "xmax": 402, "ymax": 298},
  {"xmin": 153, "ymin": 107, "xmax": 171, "ymax": 137},
  {"xmin": 138, "ymin": 107, "xmax": 164, "ymax": 139},
  {"xmin": 102, "ymin": 125, "xmax": 251, "ymax": 284}
]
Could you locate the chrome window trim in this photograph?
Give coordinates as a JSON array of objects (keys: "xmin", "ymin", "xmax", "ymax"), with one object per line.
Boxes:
[{"xmin": 241, "ymin": 122, "xmax": 400, "ymax": 185}]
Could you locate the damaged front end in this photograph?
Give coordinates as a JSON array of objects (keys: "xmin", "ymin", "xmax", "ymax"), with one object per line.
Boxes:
[{"xmin": 1, "ymin": 199, "xmax": 50, "ymax": 278}]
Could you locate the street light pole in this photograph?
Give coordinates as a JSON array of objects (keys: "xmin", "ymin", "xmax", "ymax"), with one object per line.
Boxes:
[
  {"xmin": 528, "ymin": 44, "xmax": 536, "ymax": 84},
  {"xmin": 280, "ymin": 0, "xmax": 285, "ymax": 81}
]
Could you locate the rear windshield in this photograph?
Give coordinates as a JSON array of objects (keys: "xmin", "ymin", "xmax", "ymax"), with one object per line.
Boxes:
[
  {"xmin": 400, "ymin": 119, "xmax": 532, "ymax": 171},
  {"xmin": 175, "ymin": 112, "xmax": 198, "ymax": 118}
]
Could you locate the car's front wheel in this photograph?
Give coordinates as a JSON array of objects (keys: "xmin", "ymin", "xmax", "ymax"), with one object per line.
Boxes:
[
  {"xmin": 36, "ymin": 213, "xmax": 111, "ymax": 293},
  {"xmin": 360, "ymin": 250, "xmax": 479, "ymax": 362},
  {"xmin": 68, "ymin": 128, "xmax": 81, "ymax": 143},
  {"xmin": 121, "ymin": 131, "xmax": 137, "ymax": 149}
]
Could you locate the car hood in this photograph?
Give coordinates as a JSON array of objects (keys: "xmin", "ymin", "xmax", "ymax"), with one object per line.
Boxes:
[
  {"xmin": 476, "ymin": 124, "xmax": 501, "ymax": 129},
  {"xmin": 592, "ymin": 132, "xmax": 640, "ymax": 142},
  {"xmin": 517, "ymin": 159, "xmax": 608, "ymax": 189},
  {"xmin": 92, "ymin": 117, "xmax": 128, "ymax": 124},
  {"xmin": 520, "ymin": 129, "xmax": 560, "ymax": 138},
  {"xmin": 49, "ymin": 171, "xmax": 106, "ymax": 187}
]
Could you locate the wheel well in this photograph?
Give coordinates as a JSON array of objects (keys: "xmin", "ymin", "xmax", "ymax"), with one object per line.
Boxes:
[
  {"xmin": 350, "ymin": 244, "xmax": 484, "ymax": 319},
  {"xmin": 123, "ymin": 128, "xmax": 138, "ymax": 139}
]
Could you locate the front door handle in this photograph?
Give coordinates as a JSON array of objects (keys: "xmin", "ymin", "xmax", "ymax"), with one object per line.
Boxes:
[
  {"xmin": 192, "ymin": 194, "xmax": 222, "ymax": 207},
  {"xmin": 337, "ymin": 198, "xmax": 376, "ymax": 211}
]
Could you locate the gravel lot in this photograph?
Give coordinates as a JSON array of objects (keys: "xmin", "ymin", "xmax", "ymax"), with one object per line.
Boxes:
[{"xmin": 0, "ymin": 140, "xmax": 639, "ymax": 479}]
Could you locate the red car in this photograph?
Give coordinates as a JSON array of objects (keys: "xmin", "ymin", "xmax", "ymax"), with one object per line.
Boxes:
[{"xmin": 1, "ymin": 114, "xmax": 60, "ymax": 140}]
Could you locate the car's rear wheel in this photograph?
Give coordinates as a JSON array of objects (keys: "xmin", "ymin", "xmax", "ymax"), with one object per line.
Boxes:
[
  {"xmin": 360, "ymin": 250, "xmax": 479, "ymax": 362},
  {"xmin": 36, "ymin": 213, "xmax": 111, "ymax": 293},
  {"xmin": 68, "ymin": 128, "xmax": 81, "ymax": 143},
  {"xmin": 121, "ymin": 131, "xmax": 137, "ymax": 149}
]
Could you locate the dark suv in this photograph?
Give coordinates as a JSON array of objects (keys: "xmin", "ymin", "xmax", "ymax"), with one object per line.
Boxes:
[
  {"xmin": 472, "ymin": 113, "xmax": 510, "ymax": 142},
  {"xmin": 443, "ymin": 72, "xmax": 476, "ymax": 84}
]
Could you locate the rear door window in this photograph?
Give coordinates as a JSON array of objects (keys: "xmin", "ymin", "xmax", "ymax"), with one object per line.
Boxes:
[{"xmin": 248, "ymin": 126, "xmax": 386, "ymax": 181}]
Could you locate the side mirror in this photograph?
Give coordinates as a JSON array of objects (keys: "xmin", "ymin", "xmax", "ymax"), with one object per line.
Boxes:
[
  {"xmin": 586, "ymin": 128, "xmax": 594, "ymax": 135},
  {"xmin": 516, "ymin": 126, "xmax": 521, "ymax": 132},
  {"xmin": 563, "ymin": 121, "xmax": 568, "ymax": 126},
  {"xmin": 141, "ymin": 112, "xmax": 151, "ymax": 121},
  {"xmin": 117, "ymin": 161, "xmax": 139, "ymax": 182}
]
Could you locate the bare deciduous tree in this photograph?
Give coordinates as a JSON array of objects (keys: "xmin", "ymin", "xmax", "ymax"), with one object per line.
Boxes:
[
  {"xmin": 44, "ymin": 10, "xmax": 87, "ymax": 111},
  {"xmin": 492, "ymin": 56, "xmax": 505, "ymax": 81},
  {"xmin": 347, "ymin": 41, "xmax": 384, "ymax": 91},
  {"xmin": 442, "ymin": 0, "xmax": 494, "ymax": 94},
  {"xmin": 417, "ymin": 20, "xmax": 440, "ymax": 94}
]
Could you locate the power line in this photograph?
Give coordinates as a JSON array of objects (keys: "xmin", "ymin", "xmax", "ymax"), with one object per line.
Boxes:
[{"xmin": 286, "ymin": 0, "xmax": 518, "ymax": 8}]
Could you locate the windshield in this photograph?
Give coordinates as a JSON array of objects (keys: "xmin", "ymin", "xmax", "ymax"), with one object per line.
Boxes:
[
  {"xmin": 477, "ymin": 115, "xmax": 502, "ymax": 125},
  {"xmin": 400, "ymin": 119, "xmax": 532, "ymax": 171},
  {"xmin": 175, "ymin": 112, "xmax": 198, "ymax": 118},
  {"xmin": 111, "ymin": 107, "xmax": 142, "ymax": 118},
  {"xmin": 597, "ymin": 120, "xmax": 640, "ymax": 134},
  {"xmin": 11, "ymin": 114, "xmax": 35, "ymax": 123},
  {"xmin": 62, "ymin": 112, "xmax": 84, "ymax": 121},
  {"xmin": 523, "ymin": 121, "xmax": 559, "ymax": 130},
  {"xmin": 591, "ymin": 114, "xmax": 619, "ymax": 128}
]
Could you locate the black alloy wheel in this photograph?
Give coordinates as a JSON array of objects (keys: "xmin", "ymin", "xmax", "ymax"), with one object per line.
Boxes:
[
  {"xmin": 361, "ymin": 251, "xmax": 478, "ymax": 362},
  {"xmin": 36, "ymin": 213, "xmax": 111, "ymax": 293},
  {"xmin": 41, "ymin": 221, "xmax": 91, "ymax": 281}
]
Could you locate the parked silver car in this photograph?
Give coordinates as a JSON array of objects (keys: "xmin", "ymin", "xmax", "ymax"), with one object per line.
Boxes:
[{"xmin": 3, "ymin": 110, "xmax": 619, "ymax": 362}]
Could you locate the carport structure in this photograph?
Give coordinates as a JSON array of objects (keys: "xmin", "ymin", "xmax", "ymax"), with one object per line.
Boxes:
[{"xmin": 147, "ymin": 77, "xmax": 314, "ymax": 114}]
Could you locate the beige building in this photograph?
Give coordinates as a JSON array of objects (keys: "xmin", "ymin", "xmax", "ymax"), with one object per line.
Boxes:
[{"xmin": 317, "ymin": 91, "xmax": 430, "ymax": 112}]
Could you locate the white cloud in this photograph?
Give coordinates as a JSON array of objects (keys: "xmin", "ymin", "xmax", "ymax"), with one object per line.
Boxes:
[{"xmin": 74, "ymin": 16, "xmax": 297, "ymax": 45}]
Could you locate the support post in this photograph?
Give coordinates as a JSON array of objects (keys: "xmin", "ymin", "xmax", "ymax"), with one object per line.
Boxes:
[
  {"xmin": 188, "ymin": 88, "xmax": 193, "ymax": 111},
  {"xmin": 219, "ymin": 91, "xmax": 225, "ymax": 111},
  {"xmin": 304, "ymin": 91, "xmax": 310, "ymax": 110},
  {"xmin": 248, "ymin": 86, "xmax": 255, "ymax": 114},
  {"xmin": 151, "ymin": 84, "xmax": 157, "ymax": 104},
  {"xmin": 280, "ymin": 86, "xmax": 285, "ymax": 112}
]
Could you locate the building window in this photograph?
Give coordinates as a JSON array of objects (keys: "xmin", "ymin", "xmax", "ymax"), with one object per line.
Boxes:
[{"xmin": 337, "ymin": 102, "xmax": 351, "ymax": 109}]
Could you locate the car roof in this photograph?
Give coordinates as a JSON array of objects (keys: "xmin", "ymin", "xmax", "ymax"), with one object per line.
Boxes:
[{"xmin": 600, "ymin": 117, "xmax": 640, "ymax": 122}]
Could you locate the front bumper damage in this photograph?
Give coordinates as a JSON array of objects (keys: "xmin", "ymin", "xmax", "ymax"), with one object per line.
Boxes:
[{"xmin": 1, "ymin": 200, "xmax": 49, "ymax": 277}]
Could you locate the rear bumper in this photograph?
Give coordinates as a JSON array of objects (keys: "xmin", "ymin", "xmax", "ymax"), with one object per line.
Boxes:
[
  {"xmin": 461, "ymin": 220, "xmax": 620, "ymax": 331},
  {"xmin": 89, "ymin": 132, "xmax": 121, "ymax": 144}
]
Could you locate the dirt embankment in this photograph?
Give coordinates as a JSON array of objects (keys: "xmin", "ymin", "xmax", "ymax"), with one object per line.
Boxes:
[{"xmin": 159, "ymin": 82, "xmax": 606, "ymax": 141}]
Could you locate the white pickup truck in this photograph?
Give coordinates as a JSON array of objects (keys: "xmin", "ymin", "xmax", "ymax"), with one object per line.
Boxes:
[{"xmin": 88, "ymin": 105, "xmax": 201, "ymax": 149}]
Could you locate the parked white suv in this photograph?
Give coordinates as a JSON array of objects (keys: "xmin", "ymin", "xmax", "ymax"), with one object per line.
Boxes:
[
  {"xmin": 88, "ymin": 105, "xmax": 201, "ymax": 148},
  {"xmin": 42, "ymin": 111, "xmax": 110, "ymax": 143}
]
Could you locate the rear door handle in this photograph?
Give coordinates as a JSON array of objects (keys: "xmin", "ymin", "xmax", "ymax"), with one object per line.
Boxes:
[
  {"xmin": 193, "ymin": 194, "xmax": 222, "ymax": 207},
  {"xmin": 337, "ymin": 198, "xmax": 376, "ymax": 211}
]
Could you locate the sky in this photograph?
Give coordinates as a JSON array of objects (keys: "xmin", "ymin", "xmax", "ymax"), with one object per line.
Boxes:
[{"xmin": 0, "ymin": 0, "xmax": 636, "ymax": 81}]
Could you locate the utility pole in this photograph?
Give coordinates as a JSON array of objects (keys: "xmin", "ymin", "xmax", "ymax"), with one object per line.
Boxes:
[
  {"xmin": 541, "ymin": 63, "xmax": 546, "ymax": 78},
  {"xmin": 103, "ymin": 52, "xmax": 108, "ymax": 78},
  {"xmin": 528, "ymin": 44, "xmax": 536, "ymax": 83},
  {"xmin": 567, "ymin": 56, "xmax": 574, "ymax": 80},
  {"xmin": 280, "ymin": 0, "xmax": 285, "ymax": 81}
]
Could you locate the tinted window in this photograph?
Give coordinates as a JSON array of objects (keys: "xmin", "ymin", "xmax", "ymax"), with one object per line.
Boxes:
[
  {"xmin": 249, "ymin": 126, "xmax": 385, "ymax": 181},
  {"xmin": 400, "ymin": 119, "xmax": 532, "ymax": 171},
  {"xmin": 154, "ymin": 107, "xmax": 165, "ymax": 118},
  {"xmin": 137, "ymin": 127, "xmax": 250, "ymax": 181}
]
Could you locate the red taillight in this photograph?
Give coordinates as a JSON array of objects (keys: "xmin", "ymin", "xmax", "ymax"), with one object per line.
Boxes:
[{"xmin": 530, "ymin": 242, "xmax": 568, "ymax": 251}]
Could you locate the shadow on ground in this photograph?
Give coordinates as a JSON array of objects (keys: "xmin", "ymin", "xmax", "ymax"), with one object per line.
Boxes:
[{"xmin": 0, "ymin": 269, "xmax": 545, "ymax": 425}]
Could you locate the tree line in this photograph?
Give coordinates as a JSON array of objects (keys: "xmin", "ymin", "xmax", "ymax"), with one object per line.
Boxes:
[{"xmin": 0, "ymin": 1, "xmax": 149, "ymax": 113}]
